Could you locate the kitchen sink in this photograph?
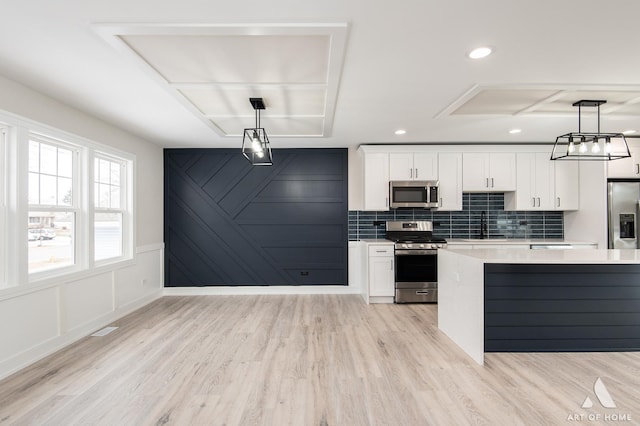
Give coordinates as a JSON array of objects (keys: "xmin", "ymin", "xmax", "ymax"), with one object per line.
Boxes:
[{"xmin": 460, "ymin": 238, "xmax": 509, "ymax": 242}]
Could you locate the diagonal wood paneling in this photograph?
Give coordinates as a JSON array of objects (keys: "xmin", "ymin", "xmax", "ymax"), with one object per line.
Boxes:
[{"xmin": 164, "ymin": 148, "xmax": 348, "ymax": 286}]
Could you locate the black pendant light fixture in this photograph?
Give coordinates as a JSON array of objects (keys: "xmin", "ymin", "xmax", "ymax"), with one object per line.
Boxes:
[
  {"xmin": 551, "ymin": 100, "xmax": 631, "ymax": 161},
  {"xmin": 242, "ymin": 97, "xmax": 273, "ymax": 166}
]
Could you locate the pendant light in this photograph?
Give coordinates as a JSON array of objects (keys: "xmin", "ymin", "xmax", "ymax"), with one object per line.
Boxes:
[
  {"xmin": 550, "ymin": 100, "xmax": 631, "ymax": 161},
  {"xmin": 242, "ymin": 97, "xmax": 273, "ymax": 166}
]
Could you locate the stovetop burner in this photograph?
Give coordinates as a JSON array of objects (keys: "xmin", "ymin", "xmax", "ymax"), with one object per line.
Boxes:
[{"xmin": 385, "ymin": 220, "xmax": 447, "ymax": 249}]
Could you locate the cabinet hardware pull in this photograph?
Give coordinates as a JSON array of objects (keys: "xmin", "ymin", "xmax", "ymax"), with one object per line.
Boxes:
[
  {"xmin": 636, "ymin": 164, "xmax": 639, "ymax": 175},
  {"xmin": 537, "ymin": 197, "xmax": 541, "ymax": 207},
  {"xmin": 486, "ymin": 178, "xmax": 489, "ymax": 187},
  {"xmin": 440, "ymin": 197, "xmax": 443, "ymax": 207},
  {"xmin": 415, "ymin": 168, "xmax": 418, "ymax": 178},
  {"xmin": 491, "ymin": 177, "xmax": 494, "ymax": 188},
  {"xmin": 385, "ymin": 197, "xmax": 388, "ymax": 207},
  {"xmin": 557, "ymin": 197, "xmax": 560, "ymax": 207},
  {"xmin": 410, "ymin": 168, "xmax": 413, "ymax": 178},
  {"xmin": 532, "ymin": 197, "xmax": 535, "ymax": 207},
  {"xmin": 416, "ymin": 290, "xmax": 430, "ymax": 295},
  {"xmin": 390, "ymin": 261, "xmax": 393, "ymax": 271}
]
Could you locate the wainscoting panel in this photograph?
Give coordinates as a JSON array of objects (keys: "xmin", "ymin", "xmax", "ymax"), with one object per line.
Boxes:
[{"xmin": 164, "ymin": 149, "xmax": 348, "ymax": 287}]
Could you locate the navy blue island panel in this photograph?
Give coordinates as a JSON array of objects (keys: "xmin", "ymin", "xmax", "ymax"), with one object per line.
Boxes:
[
  {"xmin": 484, "ymin": 263, "xmax": 640, "ymax": 352},
  {"xmin": 164, "ymin": 148, "xmax": 348, "ymax": 287}
]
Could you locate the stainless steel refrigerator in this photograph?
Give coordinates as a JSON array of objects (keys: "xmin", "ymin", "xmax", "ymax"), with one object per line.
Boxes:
[{"xmin": 608, "ymin": 180, "xmax": 640, "ymax": 248}]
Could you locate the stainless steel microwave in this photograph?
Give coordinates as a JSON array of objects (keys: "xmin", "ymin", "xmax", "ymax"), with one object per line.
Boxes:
[{"xmin": 389, "ymin": 180, "xmax": 439, "ymax": 208}]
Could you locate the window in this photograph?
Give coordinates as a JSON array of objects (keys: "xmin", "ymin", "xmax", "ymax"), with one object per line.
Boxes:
[
  {"xmin": 28, "ymin": 137, "xmax": 78, "ymax": 274},
  {"xmin": 94, "ymin": 155, "xmax": 127, "ymax": 262},
  {"xmin": 0, "ymin": 126, "xmax": 6, "ymax": 287}
]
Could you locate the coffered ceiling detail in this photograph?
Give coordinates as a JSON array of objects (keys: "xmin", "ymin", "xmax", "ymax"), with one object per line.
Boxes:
[
  {"xmin": 94, "ymin": 24, "xmax": 349, "ymax": 138},
  {"xmin": 442, "ymin": 85, "xmax": 640, "ymax": 117}
]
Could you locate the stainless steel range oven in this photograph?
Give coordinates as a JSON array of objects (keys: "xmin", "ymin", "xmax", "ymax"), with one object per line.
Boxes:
[{"xmin": 386, "ymin": 221, "xmax": 447, "ymax": 303}]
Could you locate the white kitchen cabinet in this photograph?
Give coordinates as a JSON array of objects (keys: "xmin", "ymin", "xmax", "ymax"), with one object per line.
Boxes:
[
  {"xmin": 607, "ymin": 139, "xmax": 640, "ymax": 178},
  {"xmin": 507, "ymin": 153, "xmax": 553, "ymax": 210},
  {"xmin": 389, "ymin": 152, "xmax": 438, "ymax": 181},
  {"xmin": 506, "ymin": 153, "xmax": 579, "ymax": 211},
  {"xmin": 462, "ymin": 152, "xmax": 516, "ymax": 192},
  {"xmin": 363, "ymin": 152, "xmax": 390, "ymax": 211},
  {"xmin": 437, "ymin": 152, "xmax": 463, "ymax": 210},
  {"xmin": 553, "ymin": 161, "xmax": 579, "ymax": 210},
  {"xmin": 367, "ymin": 244, "xmax": 395, "ymax": 302}
]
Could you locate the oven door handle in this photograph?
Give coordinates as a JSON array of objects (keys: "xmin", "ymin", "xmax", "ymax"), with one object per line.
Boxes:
[{"xmin": 394, "ymin": 250, "xmax": 438, "ymax": 255}]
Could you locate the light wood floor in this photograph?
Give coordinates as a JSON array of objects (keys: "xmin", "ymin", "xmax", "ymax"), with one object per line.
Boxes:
[{"xmin": 0, "ymin": 295, "xmax": 638, "ymax": 425}]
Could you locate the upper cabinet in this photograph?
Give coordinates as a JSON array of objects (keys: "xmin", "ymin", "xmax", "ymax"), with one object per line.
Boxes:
[
  {"xmin": 362, "ymin": 152, "xmax": 390, "ymax": 211},
  {"xmin": 389, "ymin": 152, "xmax": 438, "ymax": 181},
  {"xmin": 437, "ymin": 153, "xmax": 463, "ymax": 211},
  {"xmin": 607, "ymin": 140, "xmax": 640, "ymax": 178},
  {"xmin": 462, "ymin": 152, "xmax": 516, "ymax": 192},
  {"xmin": 505, "ymin": 153, "xmax": 579, "ymax": 211},
  {"xmin": 553, "ymin": 161, "xmax": 579, "ymax": 210}
]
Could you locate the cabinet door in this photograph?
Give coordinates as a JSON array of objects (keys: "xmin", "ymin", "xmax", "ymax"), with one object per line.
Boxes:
[
  {"xmin": 413, "ymin": 152, "xmax": 438, "ymax": 180},
  {"xmin": 489, "ymin": 153, "xmax": 516, "ymax": 191},
  {"xmin": 554, "ymin": 161, "xmax": 579, "ymax": 210},
  {"xmin": 437, "ymin": 153, "xmax": 462, "ymax": 210},
  {"xmin": 515, "ymin": 153, "xmax": 536, "ymax": 209},
  {"xmin": 389, "ymin": 153, "xmax": 414, "ymax": 181},
  {"xmin": 462, "ymin": 153, "xmax": 490, "ymax": 191},
  {"xmin": 363, "ymin": 153, "xmax": 390, "ymax": 210},
  {"xmin": 369, "ymin": 256, "xmax": 395, "ymax": 297},
  {"xmin": 534, "ymin": 152, "xmax": 553, "ymax": 209}
]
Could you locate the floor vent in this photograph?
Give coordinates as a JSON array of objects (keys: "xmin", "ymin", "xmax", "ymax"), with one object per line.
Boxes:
[{"xmin": 91, "ymin": 326, "xmax": 118, "ymax": 337}]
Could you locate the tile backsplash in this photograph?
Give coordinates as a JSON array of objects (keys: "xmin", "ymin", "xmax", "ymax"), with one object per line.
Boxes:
[{"xmin": 349, "ymin": 193, "xmax": 563, "ymax": 241}]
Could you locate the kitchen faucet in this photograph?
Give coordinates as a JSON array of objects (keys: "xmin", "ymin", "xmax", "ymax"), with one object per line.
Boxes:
[{"xmin": 480, "ymin": 211, "xmax": 487, "ymax": 239}]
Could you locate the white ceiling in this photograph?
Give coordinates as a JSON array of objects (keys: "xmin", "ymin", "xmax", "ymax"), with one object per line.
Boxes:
[{"xmin": 1, "ymin": 1, "xmax": 640, "ymax": 149}]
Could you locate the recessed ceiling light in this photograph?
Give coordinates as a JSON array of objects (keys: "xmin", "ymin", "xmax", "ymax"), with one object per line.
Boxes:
[
  {"xmin": 395, "ymin": 129, "xmax": 406, "ymax": 135},
  {"xmin": 623, "ymin": 130, "xmax": 637, "ymax": 135},
  {"xmin": 509, "ymin": 128, "xmax": 522, "ymax": 134},
  {"xmin": 468, "ymin": 46, "xmax": 492, "ymax": 59}
]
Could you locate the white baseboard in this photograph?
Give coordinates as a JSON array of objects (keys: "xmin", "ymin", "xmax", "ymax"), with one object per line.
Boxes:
[
  {"xmin": 0, "ymin": 289, "xmax": 162, "ymax": 381},
  {"xmin": 164, "ymin": 285, "xmax": 362, "ymax": 296}
]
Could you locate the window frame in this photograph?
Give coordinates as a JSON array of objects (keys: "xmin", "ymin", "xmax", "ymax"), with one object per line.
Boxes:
[
  {"xmin": 0, "ymin": 126, "xmax": 6, "ymax": 288},
  {"xmin": 92, "ymin": 151, "xmax": 133, "ymax": 266},
  {"xmin": 0, "ymin": 109, "xmax": 136, "ymax": 291},
  {"xmin": 27, "ymin": 134, "xmax": 82, "ymax": 279}
]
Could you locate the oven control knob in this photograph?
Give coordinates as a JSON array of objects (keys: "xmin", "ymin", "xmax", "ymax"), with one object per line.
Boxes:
[{"xmin": 419, "ymin": 244, "xmax": 425, "ymax": 248}]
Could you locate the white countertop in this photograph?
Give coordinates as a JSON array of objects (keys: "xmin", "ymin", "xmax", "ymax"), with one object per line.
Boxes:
[
  {"xmin": 443, "ymin": 248, "xmax": 640, "ymax": 264},
  {"xmin": 446, "ymin": 239, "xmax": 597, "ymax": 245}
]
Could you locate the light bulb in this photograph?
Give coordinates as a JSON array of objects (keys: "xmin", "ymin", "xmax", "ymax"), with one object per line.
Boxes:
[
  {"xmin": 256, "ymin": 151, "xmax": 264, "ymax": 158},
  {"xmin": 605, "ymin": 139, "xmax": 612, "ymax": 153},
  {"xmin": 568, "ymin": 142, "xmax": 575, "ymax": 153},
  {"xmin": 579, "ymin": 142, "xmax": 587, "ymax": 153},
  {"xmin": 252, "ymin": 139, "xmax": 263, "ymax": 153},
  {"xmin": 591, "ymin": 142, "xmax": 600, "ymax": 153}
]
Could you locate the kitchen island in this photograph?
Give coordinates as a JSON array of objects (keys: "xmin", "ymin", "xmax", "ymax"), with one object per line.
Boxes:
[{"xmin": 438, "ymin": 248, "xmax": 640, "ymax": 365}]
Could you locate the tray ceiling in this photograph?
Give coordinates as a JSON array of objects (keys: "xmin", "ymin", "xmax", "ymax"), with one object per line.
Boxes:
[{"xmin": 95, "ymin": 24, "xmax": 348, "ymax": 138}]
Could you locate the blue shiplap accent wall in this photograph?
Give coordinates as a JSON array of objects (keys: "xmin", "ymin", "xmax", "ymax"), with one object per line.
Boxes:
[
  {"xmin": 349, "ymin": 193, "xmax": 563, "ymax": 240},
  {"xmin": 165, "ymin": 148, "xmax": 348, "ymax": 286}
]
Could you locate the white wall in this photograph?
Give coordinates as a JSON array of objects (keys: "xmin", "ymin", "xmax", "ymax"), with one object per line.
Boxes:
[
  {"xmin": 0, "ymin": 74, "xmax": 164, "ymax": 380},
  {"xmin": 348, "ymin": 147, "xmax": 363, "ymax": 210}
]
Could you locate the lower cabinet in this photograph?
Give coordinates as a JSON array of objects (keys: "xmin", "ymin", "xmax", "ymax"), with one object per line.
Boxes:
[{"xmin": 364, "ymin": 244, "xmax": 395, "ymax": 303}]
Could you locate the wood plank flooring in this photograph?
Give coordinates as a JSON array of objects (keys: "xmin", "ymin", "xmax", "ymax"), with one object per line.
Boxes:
[{"xmin": 0, "ymin": 295, "xmax": 639, "ymax": 425}]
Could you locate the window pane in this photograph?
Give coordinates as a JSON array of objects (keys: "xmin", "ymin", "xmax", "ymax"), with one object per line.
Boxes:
[
  {"xmin": 58, "ymin": 148, "xmax": 73, "ymax": 178},
  {"xmin": 110, "ymin": 186, "xmax": 121, "ymax": 209},
  {"xmin": 40, "ymin": 144, "xmax": 57, "ymax": 175},
  {"xmin": 99, "ymin": 183, "xmax": 110, "ymax": 208},
  {"xmin": 29, "ymin": 141, "xmax": 40, "ymax": 173},
  {"xmin": 95, "ymin": 212, "xmax": 122, "ymax": 261},
  {"xmin": 39, "ymin": 175, "xmax": 57, "ymax": 205},
  {"xmin": 110, "ymin": 162, "xmax": 120, "ymax": 185},
  {"xmin": 58, "ymin": 177, "xmax": 73, "ymax": 206},
  {"xmin": 28, "ymin": 172, "xmax": 40, "ymax": 204},
  {"xmin": 99, "ymin": 159, "xmax": 110, "ymax": 184},
  {"xmin": 29, "ymin": 211, "xmax": 75, "ymax": 273}
]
